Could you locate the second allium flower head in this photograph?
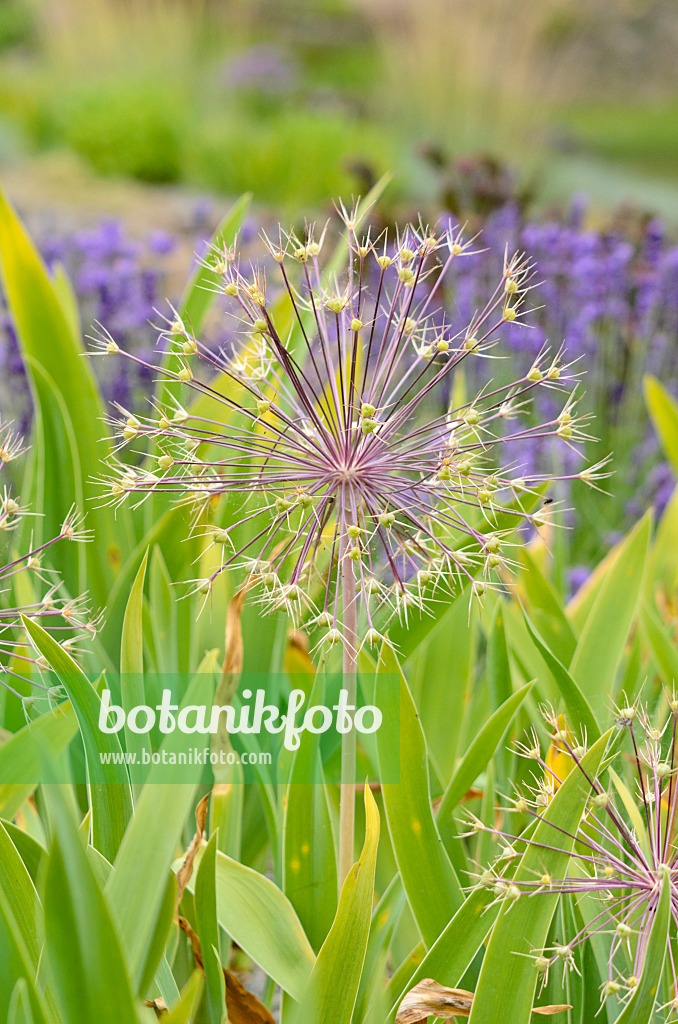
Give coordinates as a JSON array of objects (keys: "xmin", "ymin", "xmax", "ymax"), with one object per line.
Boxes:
[{"xmin": 95, "ymin": 199, "xmax": 605, "ymax": 651}]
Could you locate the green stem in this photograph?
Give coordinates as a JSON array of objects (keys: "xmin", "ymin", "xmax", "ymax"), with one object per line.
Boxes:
[{"xmin": 338, "ymin": 549, "xmax": 358, "ymax": 889}]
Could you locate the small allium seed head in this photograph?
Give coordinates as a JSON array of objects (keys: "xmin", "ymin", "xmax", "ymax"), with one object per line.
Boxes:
[{"xmin": 503, "ymin": 307, "xmax": 517, "ymax": 322}]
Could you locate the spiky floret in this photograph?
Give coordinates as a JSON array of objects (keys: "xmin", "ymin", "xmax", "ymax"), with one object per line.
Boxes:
[
  {"xmin": 93, "ymin": 201, "xmax": 602, "ymax": 647},
  {"xmin": 476, "ymin": 698, "xmax": 678, "ymax": 1013},
  {"xmin": 0, "ymin": 420, "xmax": 98, "ymax": 697}
]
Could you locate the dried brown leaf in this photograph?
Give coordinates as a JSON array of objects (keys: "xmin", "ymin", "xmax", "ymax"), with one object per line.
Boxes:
[
  {"xmin": 395, "ymin": 979, "xmax": 474, "ymax": 1022},
  {"xmin": 178, "ymin": 914, "xmax": 275, "ymax": 1023},
  {"xmin": 225, "ymin": 969, "xmax": 276, "ymax": 1024},
  {"xmin": 395, "ymin": 979, "xmax": 571, "ymax": 1022},
  {"xmin": 143, "ymin": 997, "xmax": 168, "ymax": 1018},
  {"xmin": 175, "ymin": 793, "xmax": 210, "ymax": 910}
]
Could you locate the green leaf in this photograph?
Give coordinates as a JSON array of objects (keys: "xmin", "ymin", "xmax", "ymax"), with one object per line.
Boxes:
[
  {"xmin": 8, "ymin": 979, "xmax": 37, "ymax": 1024},
  {"xmin": 568, "ymin": 512, "xmax": 652, "ymax": 713},
  {"xmin": 283, "ymin": 672, "xmax": 337, "ymax": 952},
  {"xmin": 437, "ymin": 683, "xmax": 533, "ymax": 827},
  {"xmin": 468, "ymin": 728, "xmax": 612, "ymax": 1024},
  {"xmin": 644, "ymin": 374, "xmax": 678, "ymax": 474},
  {"xmin": 519, "ymin": 548, "xmax": 577, "ymax": 665},
  {"xmin": 162, "ymin": 974, "xmax": 204, "ymax": 1024},
  {"xmin": 0, "ymin": 823, "xmax": 42, "ymax": 975},
  {"xmin": 375, "ymin": 643, "xmax": 463, "ymax": 947},
  {"xmin": 194, "ymin": 832, "xmax": 226, "ymax": 1024},
  {"xmin": 120, "ymin": 547, "xmax": 151, "ymax": 791},
  {"xmin": 0, "ymin": 701, "xmax": 77, "ymax": 817},
  {"xmin": 43, "ymin": 786, "xmax": 140, "ymax": 1024},
  {"xmin": 21, "ymin": 616, "xmax": 133, "ymax": 861},
  {"xmin": 178, "ymin": 194, "xmax": 252, "ymax": 332},
  {"xmin": 0, "ymin": 896, "xmax": 47, "ymax": 1024},
  {"xmin": 291, "ymin": 786, "xmax": 379, "ymax": 1024},
  {"xmin": 0, "ymin": 821, "xmax": 46, "ymax": 885},
  {"xmin": 105, "ymin": 656, "xmax": 217, "ymax": 992},
  {"xmin": 180, "ymin": 846, "xmax": 316, "ymax": 1000},
  {"xmin": 611, "ymin": 875, "xmax": 670, "ymax": 1024},
  {"xmin": 522, "ymin": 611, "xmax": 600, "ymax": 740},
  {"xmin": 0, "ymin": 184, "xmax": 130, "ymax": 605},
  {"xmin": 385, "ymin": 888, "xmax": 498, "ymax": 1023},
  {"xmin": 157, "ymin": 193, "xmax": 253, "ymax": 414}
]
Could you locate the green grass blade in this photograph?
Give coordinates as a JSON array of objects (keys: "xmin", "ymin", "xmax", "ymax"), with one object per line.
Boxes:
[
  {"xmin": 468, "ymin": 728, "xmax": 612, "ymax": 1024},
  {"xmin": 21, "ymin": 616, "xmax": 133, "ymax": 860},
  {"xmin": 291, "ymin": 786, "xmax": 380, "ymax": 1024},
  {"xmin": 375, "ymin": 643, "xmax": 463, "ymax": 947}
]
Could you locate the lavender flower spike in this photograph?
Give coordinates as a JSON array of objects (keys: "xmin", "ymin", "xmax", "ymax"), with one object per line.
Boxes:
[
  {"xmin": 0, "ymin": 420, "xmax": 98, "ymax": 698},
  {"xmin": 479, "ymin": 700, "xmax": 678, "ymax": 1016},
  {"xmin": 95, "ymin": 199, "xmax": 599, "ymax": 882}
]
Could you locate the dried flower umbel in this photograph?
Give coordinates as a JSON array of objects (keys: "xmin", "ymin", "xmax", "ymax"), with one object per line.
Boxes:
[
  {"xmin": 0, "ymin": 420, "xmax": 97, "ymax": 698},
  {"xmin": 478, "ymin": 701, "xmax": 678, "ymax": 1017},
  {"xmin": 94, "ymin": 200, "xmax": 602, "ymax": 881}
]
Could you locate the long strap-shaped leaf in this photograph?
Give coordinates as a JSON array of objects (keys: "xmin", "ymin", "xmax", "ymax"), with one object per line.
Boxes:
[
  {"xmin": 375, "ymin": 644, "xmax": 463, "ymax": 947},
  {"xmin": 468, "ymin": 728, "xmax": 612, "ymax": 1024},
  {"xmin": 22, "ymin": 616, "xmax": 133, "ymax": 861},
  {"xmin": 290, "ymin": 786, "xmax": 380, "ymax": 1024},
  {"xmin": 0, "ymin": 184, "xmax": 131, "ymax": 605},
  {"xmin": 106, "ymin": 652, "xmax": 218, "ymax": 992}
]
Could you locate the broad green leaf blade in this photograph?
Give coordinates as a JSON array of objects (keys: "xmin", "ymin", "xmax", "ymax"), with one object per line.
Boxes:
[
  {"xmin": 291, "ymin": 786, "xmax": 379, "ymax": 1024},
  {"xmin": 283, "ymin": 673, "xmax": 337, "ymax": 952},
  {"xmin": 120, "ymin": 547, "xmax": 152, "ymax": 791},
  {"xmin": 180, "ymin": 846, "xmax": 316, "ymax": 1000},
  {"xmin": 43, "ymin": 787, "xmax": 140, "ymax": 1024},
  {"xmin": 468, "ymin": 728, "xmax": 612, "ymax": 1024},
  {"xmin": 612, "ymin": 875, "xmax": 670, "ymax": 1024},
  {"xmin": 437, "ymin": 683, "xmax": 533, "ymax": 827},
  {"xmin": 106, "ymin": 656, "xmax": 217, "ymax": 991},
  {"xmin": 569, "ymin": 513, "xmax": 652, "ymax": 713},
  {"xmin": 194, "ymin": 832, "xmax": 226, "ymax": 1024},
  {"xmin": 21, "ymin": 616, "xmax": 132, "ymax": 860},
  {"xmin": 0, "ymin": 185, "xmax": 130, "ymax": 605},
  {"xmin": 522, "ymin": 611, "xmax": 600, "ymax": 740},
  {"xmin": 644, "ymin": 374, "xmax": 678, "ymax": 474},
  {"xmin": 375, "ymin": 643, "xmax": 463, "ymax": 947}
]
